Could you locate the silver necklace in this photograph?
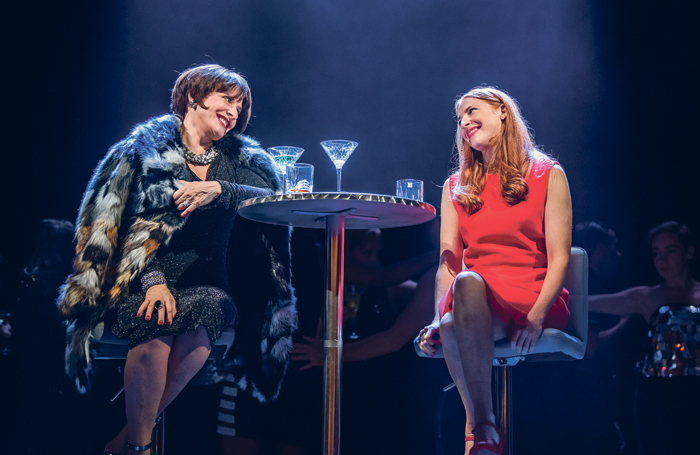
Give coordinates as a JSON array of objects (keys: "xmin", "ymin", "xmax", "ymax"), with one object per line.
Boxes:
[{"xmin": 184, "ymin": 144, "xmax": 219, "ymax": 165}]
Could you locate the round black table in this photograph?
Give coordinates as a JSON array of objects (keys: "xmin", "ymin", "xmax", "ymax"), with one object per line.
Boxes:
[{"xmin": 238, "ymin": 192, "xmax": 435, "ymax": 455}]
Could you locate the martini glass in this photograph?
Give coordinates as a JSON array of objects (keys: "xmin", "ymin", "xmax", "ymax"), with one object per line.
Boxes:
[
  {"xmin": 320, "ymin": 140, "xmax": 358, "ymax": 192},
  {"xmin": 267, "ymin": 146, "xmax": 304, "ymax": 193}
]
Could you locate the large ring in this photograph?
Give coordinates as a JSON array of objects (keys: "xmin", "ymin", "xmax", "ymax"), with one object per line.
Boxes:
[
  {"xmin": 154, "ymin": 300, "xmax": 163, "ymax": 311},
  {"xmin": 182, "ymin": 200, "xmax": 190, "ymax": 209}
]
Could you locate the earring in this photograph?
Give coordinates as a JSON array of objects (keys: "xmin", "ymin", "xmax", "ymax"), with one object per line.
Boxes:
[{"xmin": 189, "ymin": 100, "xmax": 197, "ymax": 110}]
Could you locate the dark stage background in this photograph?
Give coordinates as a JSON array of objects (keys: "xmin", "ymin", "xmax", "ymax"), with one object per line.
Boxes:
[
  {"xmin": 2, "ymin": 1, "xmax": 698, "ymax": 452},
  {"xmin": 5, "ymin": 0, "xmax": 699, "ymax": 287}
]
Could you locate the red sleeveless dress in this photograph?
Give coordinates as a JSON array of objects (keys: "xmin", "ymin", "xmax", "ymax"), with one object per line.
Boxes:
[{"xmin": 438, "ymin": 157, "xmax": 569, "ymax": 335}]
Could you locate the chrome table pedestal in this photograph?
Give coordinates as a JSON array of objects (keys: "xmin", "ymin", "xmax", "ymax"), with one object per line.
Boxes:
[{"xmin": 239, "ymin": 192, "xmax": 435, "ymax": 455}]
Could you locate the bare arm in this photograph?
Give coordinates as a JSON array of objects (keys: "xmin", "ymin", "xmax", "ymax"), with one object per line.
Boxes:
[
  {"xmin": 343, "ymin": 271, "xmax": 436, "ymax": 361},
  {"xmin": 511, "ymin": 165, "xmax": 572, "ymax": 353},
  {"xmin": 531, "ymin": 166, "xmax": 572, "ymax": 320},
  {"xmin": 588, "ymin": 287, "xmax": 654, "ymax": 321},
  {"xmin": 417, "ymin": 181, "xmax": 463, "ymax": 356},
  {"xmin": 292, "ymin": 267, "xmax": 436, "ymax": 366},
  {"xmin": 434, "ymin": 180, "xmax": 465, "ymax": 324}
]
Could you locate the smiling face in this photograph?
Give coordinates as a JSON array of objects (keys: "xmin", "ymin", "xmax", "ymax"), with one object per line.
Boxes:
[
  {"xmin": 186, "ymin": 89, "xmax": 244, "ymax": 143},
  {"xmin": 651, "ymin": 232, "xmax": 694, "ymax": 281},
  {"xmin": 457, "ymin": 97, "xmax": 506, "ymax": 155}
]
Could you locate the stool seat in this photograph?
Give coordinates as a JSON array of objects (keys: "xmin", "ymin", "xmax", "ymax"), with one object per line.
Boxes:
[
  {"xmin": 91, "ymin": 322, "xmax": 235, "ymax": 361},
  {"xmin": 414, "ymin": 328, "xmax": 584, "ymax": 365},
  {"xmin": 493, "ymin": 328, "xmax": 585, "ymax": 365}
]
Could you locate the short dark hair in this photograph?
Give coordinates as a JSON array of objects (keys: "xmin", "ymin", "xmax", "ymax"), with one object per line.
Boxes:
[
  {"xmin": 647, "ymin": 221, "xmax": 694, "ymax": 249},
  {"xmin": 171, "ymin": 64, "xmax": 252, "ymax": 132},
  {"xmin": 573, "ymin": 221, "xmax": 611, "ymax": 256}
]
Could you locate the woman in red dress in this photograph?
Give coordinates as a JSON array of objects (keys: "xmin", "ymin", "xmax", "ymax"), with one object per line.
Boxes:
[{"xmin": 418, "ymin": 87, "xmax": 572, "ymax": 455}]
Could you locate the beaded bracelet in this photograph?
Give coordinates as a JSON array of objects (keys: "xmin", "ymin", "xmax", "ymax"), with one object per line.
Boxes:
[{"xmin": 141, "ymin": 271, "xmax": 167, "ymax": 293}]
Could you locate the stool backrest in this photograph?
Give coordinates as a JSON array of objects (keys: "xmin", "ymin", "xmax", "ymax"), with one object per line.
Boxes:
[{"xmin": 564, "ymin": 247, "xmax": 588, "ymax": 345}]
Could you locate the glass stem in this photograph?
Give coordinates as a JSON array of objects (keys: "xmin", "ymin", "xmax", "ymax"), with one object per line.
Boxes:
[{"xmin": 336, "ymin": 168, "xmax": 342, "ymax": 192}]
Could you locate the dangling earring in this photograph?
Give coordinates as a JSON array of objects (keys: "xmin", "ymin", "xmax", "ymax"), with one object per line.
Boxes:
[{"xmin": 189, "ymin": 99, "xmax": 197, "ymax": 110}]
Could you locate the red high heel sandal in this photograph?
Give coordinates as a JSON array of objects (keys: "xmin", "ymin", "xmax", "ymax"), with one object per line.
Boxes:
[{"xmin": 468, "ymin": 421, "xmax": 503, "ymax": 455}]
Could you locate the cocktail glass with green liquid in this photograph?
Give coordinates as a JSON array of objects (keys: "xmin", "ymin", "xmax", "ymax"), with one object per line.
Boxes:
[{"xmin": 267, "ymin": 147, "xmax": 305, "ymax": 193}]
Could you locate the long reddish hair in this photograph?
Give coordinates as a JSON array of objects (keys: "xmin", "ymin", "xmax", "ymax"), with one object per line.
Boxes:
[{"xmin": 452, "ymin": 87, "xmax": 543, "ymax": 214}]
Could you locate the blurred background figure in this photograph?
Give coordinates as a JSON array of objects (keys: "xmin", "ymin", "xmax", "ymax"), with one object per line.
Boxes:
[
  {"xmin": 589, "ymin": 221, "xmax": 698, "ymax": 323},
  {"xmin": 9, "ymin": 219, "xmax": 89, "ymax": 453},
  {"xmin": 588, "ymin": 221, "xmax": 699, "ymax": 455},
  {"xmin": 13, "ymin": 220, "xmax": 75, "ymax": 350},
  {"xmin": 553, "ymin": 221, "xmax": 644, "ymax": 455},
  {"xmin": 574, "ymin": 221, "xmax": 621, "ymax": 295},
  {"xmin": 293, "ymin": 227, "xmax": 437, "ymax": 365},
  {"xmin": 573, "ymin": 221, "xmax": 630, "ymax": 359}
]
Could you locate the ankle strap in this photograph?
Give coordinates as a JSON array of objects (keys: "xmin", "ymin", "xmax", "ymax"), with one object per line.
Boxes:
[{"xmin": 127, "ymin": 440, "xmax": 152, "ymax": 452}]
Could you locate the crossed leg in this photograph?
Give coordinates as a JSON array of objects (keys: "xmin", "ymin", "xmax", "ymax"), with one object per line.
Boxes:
[
  {"xmin": 105, "ymin": 325, "xmax": 212, "ymax": 455},
  {"xmin": 440, "ymin": 271, "xmax": 507, "ymax": 454}
]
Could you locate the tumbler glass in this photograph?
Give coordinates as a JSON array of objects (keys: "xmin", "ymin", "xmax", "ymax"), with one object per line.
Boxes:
[{"xmin": 396, "ymin": 179, "xmax": 423, "ymax": 201}]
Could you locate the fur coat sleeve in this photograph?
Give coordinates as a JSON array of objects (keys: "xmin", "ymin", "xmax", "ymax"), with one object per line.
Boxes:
[{"xmin": 57, "ymin": 115, "xmax": 296, "ymax": 400}]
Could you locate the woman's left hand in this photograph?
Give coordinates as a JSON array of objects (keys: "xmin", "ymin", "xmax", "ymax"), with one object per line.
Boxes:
[
  {"xmin": 510, "ymin": 311, "xmax": 545, "ymax": 354},
  {"xmin": 417, "ymin": 324, "xmax": 441, "ymax": 357},
  {"xmin": 173, "ymin": 180, "xmax": 222, "ymax": 217}
]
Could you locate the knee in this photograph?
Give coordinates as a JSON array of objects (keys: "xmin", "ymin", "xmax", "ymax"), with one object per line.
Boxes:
[
  {"xmin": 130, "ymin": 339, "xmax": 171, "ymax": 363},
  {"xmin": 453, "ymin": 271, "xmax": 485, "ymax": 300},
  {"xmin": 451, "ymin": 272, "xmax": 488, "ymax": 320}
]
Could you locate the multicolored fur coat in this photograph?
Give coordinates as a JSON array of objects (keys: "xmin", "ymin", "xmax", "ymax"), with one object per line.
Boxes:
[{"xmin": 57, "ymin": 115, "xmax": 296, "ymax": 402}]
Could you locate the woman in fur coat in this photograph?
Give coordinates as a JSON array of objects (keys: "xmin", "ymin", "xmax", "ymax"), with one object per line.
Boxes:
[{"xmin": 57, "ymin": 64, "xmax": 296, "ymax": 455}]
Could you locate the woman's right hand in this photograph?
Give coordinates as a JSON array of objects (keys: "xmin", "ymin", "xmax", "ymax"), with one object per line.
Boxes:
[
  {"xmin": 137, "ymin": 284, "xmax": 177, "ymax": 326},
  {"xmin": 417, "ymin": 324, "xmax": 441, "ymax": 357},
  {"xmin": 174, "ymin": 180, "xmax": 222, "ymax": 218}
]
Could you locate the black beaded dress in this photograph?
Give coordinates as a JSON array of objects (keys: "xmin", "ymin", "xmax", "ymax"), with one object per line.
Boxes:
[{"xmin": 111, "ymin": 146, "xmax": 274, "ymax": 348}]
